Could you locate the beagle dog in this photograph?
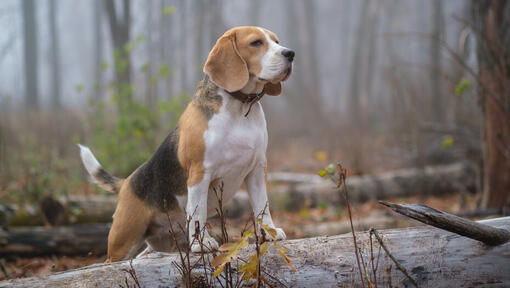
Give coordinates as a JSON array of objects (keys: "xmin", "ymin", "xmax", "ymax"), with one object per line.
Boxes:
[{"xmin": 79, "ymin": 26, "xmax": 294, "ymax": 262}]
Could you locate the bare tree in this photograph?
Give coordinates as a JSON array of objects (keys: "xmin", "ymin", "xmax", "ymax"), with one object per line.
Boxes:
[
  {"xmin": 48, "ymin": 0, "xmax": 61, "ymax": 108},
  {"xmin": 430, "ymin": 0, "xmax": 444, "ymax": 121},
  {"xmin": 473, "ymin": 0, "xmax": 510, "ymax": 209},
  {"xmin": 22, "ymin": 0, "xmax": 38, "ymax": 109},
  {"xmin": 104, "ymin": 0, "xmax": 131, "ymax": 99},
  {"xmin": 93, "ymin": 0, "xmax": 103, "ymax": 101},
  {"xmin": 285, "ymin": 0, "xmax": 325, "ymax": 134}
]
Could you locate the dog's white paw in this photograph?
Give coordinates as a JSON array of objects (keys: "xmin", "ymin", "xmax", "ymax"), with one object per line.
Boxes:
[
  {"xmin": 263, "ymin": 226, "xmax": 286, "ymax": 241},
  {"xmin": 273, "ymin": 227, "xmax": 286, "ymax": 240},
  {"xmin": 191, "ymin": 235, "xmax": 219, "ymax": 253}
]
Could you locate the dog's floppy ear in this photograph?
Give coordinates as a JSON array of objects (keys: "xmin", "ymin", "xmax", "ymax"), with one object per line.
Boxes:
[
  {"xmin": 204, "ymin": 32, "xmax": 249, "ymax": 92},
  {"xmin": 264, "ymin": 82, "xmax": 281, "ymax": 96}
]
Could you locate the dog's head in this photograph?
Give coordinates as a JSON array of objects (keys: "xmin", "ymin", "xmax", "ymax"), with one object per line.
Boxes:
[{"xmin": 204, "ymin": 26, "xmax": 294, "ymax": 96}]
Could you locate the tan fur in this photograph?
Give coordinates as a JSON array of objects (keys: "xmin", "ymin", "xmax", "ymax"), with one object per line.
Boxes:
[
  {"xmin": 106, "ymin": 178, "xmax": 154, "ymax": 262},
  {"xmin": 205, "ymin": 27, "xmax": 272, "ymax": 93},
  {"xmin": 265, "ymin": 82, "xmax": 282, "ymax": 96},
  {"xmin": 177, "ymin": 103, "xmax": 209, "ymax": 187}
]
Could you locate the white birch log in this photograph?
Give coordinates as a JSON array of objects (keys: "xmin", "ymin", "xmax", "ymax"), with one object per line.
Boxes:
[{"xmin": 1, "ymin": 216, "xmax": 508, "ymax": 288}]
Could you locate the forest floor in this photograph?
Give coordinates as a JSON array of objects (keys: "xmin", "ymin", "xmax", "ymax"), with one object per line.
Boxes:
[{"xmin": 1, "ymin": 192, "xmax": 483, "ymax": 281}]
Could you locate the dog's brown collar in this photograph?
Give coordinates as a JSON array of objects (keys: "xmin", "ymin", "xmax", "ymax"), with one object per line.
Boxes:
[{"xmin": 227, "ymin": 88, "xmax": 265, "ymax": 117}]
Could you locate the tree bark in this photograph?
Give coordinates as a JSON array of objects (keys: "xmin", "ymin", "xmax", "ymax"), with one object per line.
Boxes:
[
  {"xmin": 473, "ymin": 0, "xmax": 510, "ymax": 210},
  {"xmin": 22, "ymin": 0, "xmax": 38, "ymax": 110},
  {"xmin": 104, "ymin": 0, "xmax": 132, "ymax": 101},
  {"xmin": 0, "ymin": 224, "xmax": 109, "ymax": 256},
  {"xmin": 283, "ymin": 162, "xmax": 476, "ymax": 208},
  {"xmin": 93, "ymin": 0, "xmax": 103, "ymax": 101},
  {"xmin": 48, "ymin": 0, "xmax": 61, "ymax": 108},
  {"xmin": 1, "ymin": 217, "xmax": 509, "ymax": 287}
]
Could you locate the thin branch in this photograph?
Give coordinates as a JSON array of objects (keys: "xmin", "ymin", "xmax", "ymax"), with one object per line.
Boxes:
[
  {"xmin": 384, "ymin": 31, "xmax": 508, "ymax": 115},
  {"xmin": 370, "ymin": 228, "xmax": 418, "ymax": 288},
  {"xmin": 379, "ymin": 201, "xmax": 510, "ymax": 246},
  {"xmin": 334, "ymin": 163, "xmax": 365, "ymax": 288}
]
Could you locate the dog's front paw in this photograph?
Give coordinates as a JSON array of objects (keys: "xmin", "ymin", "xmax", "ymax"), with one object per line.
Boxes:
[
  {"xmin": 191, "ymin": 235, "xmax": 219, "ymax": 253},
  {"xmin": 273, "ymin": 227, "xmax": 286, "ymax": 240},
  {"xmin": 263, "ymin": 226, "xmax": 286, "ymax": 241}
]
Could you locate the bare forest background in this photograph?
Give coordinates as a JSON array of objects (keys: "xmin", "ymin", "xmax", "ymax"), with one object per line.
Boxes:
[
  {"xmin": 0, "ymin": 0, "xmax": 507, "ymax": 215},
  {"xmin": 2, "ymin": 0, "xmax": 510, "ymax": 280}
]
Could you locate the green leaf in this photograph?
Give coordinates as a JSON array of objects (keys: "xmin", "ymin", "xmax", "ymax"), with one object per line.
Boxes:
[
  {"xmin": 75, "ymin": 84, "xmax": 84, "ymax": 93},
  {"xmin": 135, "ymin": 35, "xmax": 145, "ymax": 44},
  {"xmin": 141, "ymin": 63, "xmax": 150, "ymax": 72},
  {"xmin": 455, "ymin": 77, "xmax": 471, "ymax": 96},
  {"xmin": 441, "ymin": 136, "xmax": 454, "ymax": 150},
  {"xmin": 161, "ymin": 6, "xmax": 176, "ymax": 15},
  {"xmin": 159, "ymin": 64, "xmax": 170, "ymax": 78},
  {"xmin": 325, "ymin": 163, "xmax": 336, "ymax": 175},
  {"xmin": 100, "ymin": 60, "xmax": 109, "ymax": 70}
]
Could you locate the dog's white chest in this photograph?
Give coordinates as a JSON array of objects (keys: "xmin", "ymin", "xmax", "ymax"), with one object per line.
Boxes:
[{"xmin": 203, "ymin": 97, "xmax": 267, "ymax": 183}]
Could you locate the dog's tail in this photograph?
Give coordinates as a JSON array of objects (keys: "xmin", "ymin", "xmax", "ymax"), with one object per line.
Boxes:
[{"xmin": 78, "ymin": 144, "xmax": 123, "ymax": 193}]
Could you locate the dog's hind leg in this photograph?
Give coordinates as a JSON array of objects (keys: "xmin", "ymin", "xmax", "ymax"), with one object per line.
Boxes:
[{"xmin": 105, "ymin": 189, "xmax": 152, "ymax": 263}]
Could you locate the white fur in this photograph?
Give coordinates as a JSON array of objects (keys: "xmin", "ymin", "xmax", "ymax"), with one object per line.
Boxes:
[
  {"xmin": 186, "ymin": 89, "xmax": 285, "ymax": 252},
  {"xmin": 258, "ymin": 27, "xmax": 291, "ymax": 82},
  {"xmin": 78, "ymin": 144, "xmax": 101, "ymax": 180}
]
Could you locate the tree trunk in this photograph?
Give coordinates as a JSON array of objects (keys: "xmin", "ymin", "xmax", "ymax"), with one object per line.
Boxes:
[
  {"xmin": 2, "ymin": 217, "xmax": 509, "ymax": 287},
  {"xmin": 430, "ymin": 0, "xmax": 443, "ymax": 121},
  {"xmin": 93, "ymin": 0, "xmax": 103, "ymax": 101},
  {"xmin": 48, "ymin": 0, "xmax": 61, "ymax": 108},
  {"xmin": 22, "ymin": 0, "xmax": 38, "ymax": 110},
  {"xmin": 0, "ymin": 224, "xmax": 109, "ymax": 256},
  {"xmin": 104, "ymin": 0, "xmax": 132, "ymax": 101},
  {"xmin": 473, "ymin": 0, "xmax": 510, "ymax": 209}
]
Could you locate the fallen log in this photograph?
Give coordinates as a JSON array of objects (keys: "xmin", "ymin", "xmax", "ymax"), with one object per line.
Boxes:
[
  {"xmin": 0, "ymin": 224, "xmax": 109, "ymax": 256},
  {"xmin": 379, "ymin": 201, "xmax": 510, "ymax": 245},
  {"xmin": 1, "ymin": 216, "xmax": 508, "ymax": 287},
  {"xmin": 4, "ymin": 163, "xmax": 477, "ymax": 226},
  {"xmin": 284, "ymin": 162, "xmax": 477, "ymax": 208}
]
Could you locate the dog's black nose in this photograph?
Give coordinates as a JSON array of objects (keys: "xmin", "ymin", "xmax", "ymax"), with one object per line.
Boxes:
[{"xmin": 281, "ymin": 49, "xmax": 295, "ymax": 62}]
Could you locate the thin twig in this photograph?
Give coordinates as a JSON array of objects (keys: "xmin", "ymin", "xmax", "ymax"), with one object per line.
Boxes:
[
  {"xmin": 120, "ymin": 259, "xmax": 141, "ymax": 288},
  {"xmin": 335, "ymin": 163, "xmax": 365, "ymax": 288},
  {"xmin": 384, "ymin": 31, "xmax": 508, "ymax": 115},
  {"xmin": 370, "ymin": 228, "xmax": 418, "ymax": 288},
  {"xmin": 369, "ymin": 232, "xmax": 378, "ymax": 288}
]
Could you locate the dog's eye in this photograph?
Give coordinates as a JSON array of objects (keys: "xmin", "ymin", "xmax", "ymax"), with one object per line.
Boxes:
[{"xmin": 250, "ymin": 39, "xmax": 263, "ymax": 47}]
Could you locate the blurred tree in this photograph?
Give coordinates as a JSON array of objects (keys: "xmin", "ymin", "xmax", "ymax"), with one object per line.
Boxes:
[
  {"xmin": 48, "ymin": 0, "xmax": 61, "ymax": 108},
  {"xmin": 430, "ymin": 0, "xmax": 444, "ymax": 122},
  {"xmin": 192, "ymin": 0, "xmax": 205, "ymax": 85},
  {"xmin": 22, "ymin": 0, "xmax": 38, "ymax": 109},
  {"xmin": 93, "ymin": 0, "xmax": 103, "ymax": 101},
  {"xmin": 285, "ymin": 0, "xmax": 325, "ymax": 133},
  {"xmin": 104, "ymin": 0, "xmax": 131, "ymax": 101},
  {"xmin": 473, "ymin": 0, "xmax": 510, "ymax": 209}
]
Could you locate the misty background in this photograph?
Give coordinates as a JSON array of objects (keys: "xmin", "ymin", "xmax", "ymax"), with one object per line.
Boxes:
[{"xmin": 0, "ymin": 0, "xmax": 481, "ymax": 198}]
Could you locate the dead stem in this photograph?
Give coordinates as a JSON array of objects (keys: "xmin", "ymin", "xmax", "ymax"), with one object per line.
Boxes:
[
  {"xmin": 336, "ymin": 163, "xmax": 365, "ymax": 288},
  {"xmin": 370, "ymin": 228, "xmax": 418, "ymax": 288},
  {"xmin": 369, "ymin": 231, "xmax": 378, "ymax": 288},
  {"xmin": 120, "ymin": 259, "xmax": 141, "ymax": 288}
]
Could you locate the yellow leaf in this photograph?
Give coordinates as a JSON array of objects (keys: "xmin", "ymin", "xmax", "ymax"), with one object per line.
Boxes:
[
  {"xmin": 218, "ymin": 243, "xmax": 236, "ymax": 252},
  {"xmin": 214, "ymin": 263, "xmax": 225, "ymax": 277},
  {"xmin": 279, "ymin": 251, "xmax": 296, "ymax": 272},
  {"xmin": 211, "ymin": 254, "xmax": 228, "ymax": 267},
  {"xmin": 260, "ymin": 241, "xmax": 269, "ymax": 256},
  {"xmin": 315, "ymin": 150, "xmax": 328, "ymax": 161},
  {"xmin": 263, "ymin": 224, "xmax": 277, "ymax": 239},
  {"xmin": 211, "ymin": 230, "xmax": 253, "ymax": 271}
]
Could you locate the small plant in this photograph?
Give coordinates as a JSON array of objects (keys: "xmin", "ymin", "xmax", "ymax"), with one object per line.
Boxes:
[{"xmin": 84, "ymin": 35, "xmax": 190, "ymax": 177}]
